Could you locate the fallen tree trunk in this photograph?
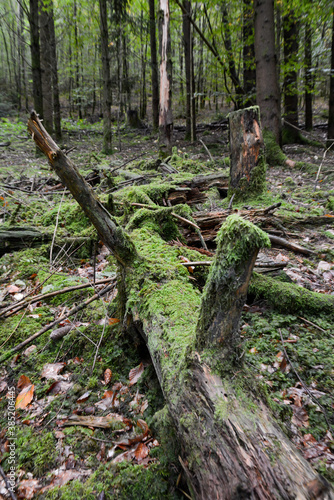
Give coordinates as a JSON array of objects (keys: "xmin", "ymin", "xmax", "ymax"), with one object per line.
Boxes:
[{"xmin": 27, "ymin": 111, "xmax": 334, "ymax": 499}]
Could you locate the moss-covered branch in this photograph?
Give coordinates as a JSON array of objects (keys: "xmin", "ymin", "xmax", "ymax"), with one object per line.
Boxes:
[{"xmin": 249, "ymin": 272, "xmax": 334, "ymax": 316}]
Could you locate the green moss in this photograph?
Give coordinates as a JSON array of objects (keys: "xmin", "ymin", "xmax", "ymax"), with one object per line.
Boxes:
[
  {"xmin": 326, "ymin": 196, "xmax": 334, "ymax": 211},
  {"xmin": 263, "ymin": 130, "xmax": 287, "ymax": 167},
  {"xmin": 249, "ymin": 272, "xmax": 334, "ymax": 317},
  {"xmin": 2, "ymin": 427, "xmax": 57, "ymax": 476}
]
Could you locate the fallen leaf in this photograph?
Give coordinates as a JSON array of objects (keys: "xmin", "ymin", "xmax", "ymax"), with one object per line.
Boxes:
[
  {"xmin": 46, "ymin": 381, "xmax": 72, "ymax": 395},
  {"xmin": 16, "ymin": 384, "xmax": 35, "ymax": 409},
  {"xmin": 76, "ymin": 391, "xmax": 91, "ymax": 403},
  {"xmin": 104, "ymin": 368, "xmax": 112, "ymax": 385},
  {"xmin": 17, "ymin": 374, "xmax": 32, "ymax": 390},
  {"xmin": 22, "ymin": 345, "xmax": 37, "ymax": 357},
  {"xmin": 291, "ymin": 405, "xmax": 309, "ymax": 428},
  {"xmin": 41, "ymin": 363, "xmax": 65, "ymax": 380},
  {"xmin": 18, "ymin": 479, "xmax": 41, "ymax": 499},
  {"xmin": 134, "ymin": 442, "xmax": 149, "ymax": 461},
  {"xmin": 129, "ymin": 362, "xmax": 144, "ymax": 386},
  {"xmin": 108, "ymin": 317, "xmax": 120, "ymax": 325},
  {"xmin": 0, "ymin": 381, "xmax": 8, "ymax": 393},
  {"xmin": 7, "ymin": 284, "xmax": 20, "ymax": 294}
]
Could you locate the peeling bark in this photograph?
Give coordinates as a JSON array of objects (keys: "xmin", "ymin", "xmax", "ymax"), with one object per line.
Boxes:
[{"xmin": 159, "ymin": 0, "xmax": 173, "ymax": 145}]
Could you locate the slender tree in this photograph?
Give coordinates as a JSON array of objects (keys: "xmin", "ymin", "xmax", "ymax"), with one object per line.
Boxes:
[
  {"xmin": 159, "ymin": 0, "xmax": 173, "ymax": 145},
  {"xmin": 254, "ymin": 0, "xmax": 281, "ymax": 144},
  {"xmin": 282, "ymin": 12, "xmax": 299, "ymax": 142},
  {"xmin": 243, "ymin": 0, "xmax": 256, "ymax": 106},
  {"xmin": 304, "ymin": 21, "xmax": 313, "ymax": 130},
  {"xmin": 183, "ymin": 0, "xmax": 196, "ymax": 141},
  {"xmin": 327, "ymin": 7, "xmax": 334, "ymax": 146},
  {"xmin": 99, "ymin": 0, "xmax": 113, "ymax": 153},
  {"xmin": 28, "ymin": 0, "xmax": 43, "ymax": 117},
  {"xmin": 149, "ymin": 0, "xmax": 159, "ymax": 130},
  {"xmin": 49, "ymin": 2, "xmax": 61, "ymax": 139},
  {"xmin": 40, "ymin": 0, "xmax": 53, "ymax": 133}
]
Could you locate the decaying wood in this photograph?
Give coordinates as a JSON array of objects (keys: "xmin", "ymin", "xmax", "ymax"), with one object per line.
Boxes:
[
  {"xmin": 26, "ymin": 113, "xmax": 334, "ymax": 499},
  {"xmin": 167, "ymin": 172, "xmax": 228, "ymax": 205},
  {"xmin": 0, "ymin": 227, "xmax": 49, "ymax": 255},
  {"xmin": 28, "ymin": 111, "xmax": 136, "ymax": 267},
  {"xmin": 182, "ymin": 208, "xmax": 320, "ymax": 255},
  {"xmin": 228, "ymin": 106, "xmax": 266, "ymax": 199}
]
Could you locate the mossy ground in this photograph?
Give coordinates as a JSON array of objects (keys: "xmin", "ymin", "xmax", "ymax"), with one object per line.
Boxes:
[{"xmin": 0, "ymin": 114, "xmax": 333, "ymax": 496}]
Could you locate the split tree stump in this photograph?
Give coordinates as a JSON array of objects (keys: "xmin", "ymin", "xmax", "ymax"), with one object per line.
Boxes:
[{"xmin": 228, "ymin": 106, "xmax": 266, "ymax": 200}]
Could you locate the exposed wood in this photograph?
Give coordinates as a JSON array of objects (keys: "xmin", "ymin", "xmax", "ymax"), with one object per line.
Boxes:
[
  {"xmin": 228, "ymin": 106, "xmax": 266, "ymax": 199},
  {"xmin": 28, "ymin": 111, "xmax": 136, "ymax": 267},
  {"xmin": 0, "ymin": 227, "xmax": 49, "ymax": 255},
  {"xmin": 159, "ymin": 0, "xmax": 173, "ymax": 144}
]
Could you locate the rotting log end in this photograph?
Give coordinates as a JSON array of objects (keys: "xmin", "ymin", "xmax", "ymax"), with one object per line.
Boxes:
[
  {"xmin": 28, "ymin": 110, "xmax": 59, "ymax": 161},
  {"xmin": 196, "ymin": 214, "xmax": 270, "ymax": 355}
]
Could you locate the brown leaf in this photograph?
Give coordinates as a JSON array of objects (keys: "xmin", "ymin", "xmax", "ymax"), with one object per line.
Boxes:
[
  {"xmin": 104, "ymin": 368, "xmax": 112, "ymax": 385},
  {"xmin": 46, "ymin": 381, "xmax": 72, "ymax": 395},
  {"xmin": 16, "ymin": 384, "xmax": 35, "ymax": 409},
  {"xmin": 23, "ymin": 345, "xmax": 37, "ymax": 357},
  {"xmin": 18, "ymin": 479, "xmax": 41, "ymax": 499},
  {"xmin": 7, "ymin": 284, "xmax": 20, "ymax": 294},
  {"xmin": 76, "ymin": 391, "xmax": 91, "ymax": 403},
  {"xmin": 17, "ymin": 374, "xmax": 32, "ymax": 390},
  {"xmin": 134, "ymin": 442, "xmax": 149, "ymax": 461},
  {"xmin": 129, "ymin": 362, "xmax": 144, "ymax": 386},
  {"xmin": 0, "ymin": 380, "xmax": 8, "ymax": 393},
  {"xmin": 291, "ymin": 405, "xmax": 309, "ymax": 428},
  {"xmin": 108, "ymin": 318, "xmax": 120, "ymax": 325},
  {"xmin": 41, "ymin": 362, "xmax": 65, "ymax": 380}
]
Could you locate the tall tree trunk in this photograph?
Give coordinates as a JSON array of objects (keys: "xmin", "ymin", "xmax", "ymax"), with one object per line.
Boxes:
[
  {"xmin": 28, "ymin": 0, "xmax": 43, "ymax": 117},
  {"xmin": 243, "ymin": 0, "xmax": 256, "ymax": 106},
  {"xmin": 49, "ymin": 2, "xmax": 61, "ymax": 139},
  {"xmin": 254, "ymin": 0, "xmax": 281, "ymax": 145},
  {"xmin": 19, "ymin": 2, "xmax": 28, "ymax": 110},
  {"xmin": 99, "ymin": 0, "xmax": 112, "ymax": 154},
  {"xmin": 221, "ymin": 5, "xmax": 243, "ymax": 109},
  {"xmin": 327, "ymin": 8, "xmax": 334, "ymax": 147},
  {"xmin": 304, "ymin": 22, "xmax": 313, "ymax": 131},
  {"xmin": 40, "ymin": 0, "xmax": 54, "ymax": 133},
  {"xmin": 74, "ymin": 0, "xmax": 82, "ymax": 119},
  {"xmin": 159, "ymin": 0, "xmax": 173, "ymax": 145},
  {"xmin": 183, "ymin": 0, "xmax": 196, "ymax": 141},
  {"xmin": 283, "ymin": 12, "xmax": 299, "ymax": 142},
  {"xmin": 149, "ymin": 0, "xmax": 159, "ymax": 130}
]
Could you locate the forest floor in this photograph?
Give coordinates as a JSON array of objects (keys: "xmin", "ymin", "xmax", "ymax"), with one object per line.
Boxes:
[{"xmin": 0, "ymin": 111, "xmax": 333, "ymax": 499}]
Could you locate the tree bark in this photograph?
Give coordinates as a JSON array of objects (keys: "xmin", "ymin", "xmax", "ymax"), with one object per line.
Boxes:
[
  {"xmin": 28, "ymin": 0, "xmax": 43, "ymax": 117},
  {"xmin": 254, "ymin": 0, "xmax": 281, "ymax": 145},
  {"xmin": 228, "ymin": 106, "xmax": 266, "ymax": 200},
  {"xmin": 49, "ymin": 2, "xmax": 62, "ymax": 139},
  {"xmin": 327, "ymin": 7, "xmax": 334, "ymax": 147},
  {"xmin": 243, "ymin": 0, "xmax": 256, "ymax": 106},
  {"xmin": 283, "ymin": 12, "xmax": 299, "ymax": 143},
  {"xmin": 28, "ymin": 116, "xmax": 334, "ymax": 499},
  {"xmin": 159, "ymin": 0, "xmax": 173, "ymax": 145},
  {"xmin": 149, "ymin": 0, "xmax": 159, "ymax": 130},
  {"xmin": 304, "ymin": 22, "xmax": 313, "ymax": 131},
  {"xmin": 99, "ymin": 0, "xmax": 112, "ymax": 154},
  {"xmin": 40, "ymin": 0, "xmax": 54, "ymax": 134},
  {"xmin": 183, "ymin": 0, "xmax": 196, "ymax": 141}
]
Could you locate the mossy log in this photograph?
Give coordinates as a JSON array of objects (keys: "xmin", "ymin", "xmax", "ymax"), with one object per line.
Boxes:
[
  {"xmin": 228, "ymin": 106, "xmax": 266, "ymax": 200},
  {"xmin": 27, "ymin": 114, "xmax": 334, "ymax": 499},
  {"xmin": 0, "ymin": 227, "xmax": 49, "ymax": 256},
  {"xmin": 249, "ymin": 272, "xmax": 334, "ymax": 316},
  {"xmin": 127, "ymin": 221, "xmax": 333, "ymax": 499}
]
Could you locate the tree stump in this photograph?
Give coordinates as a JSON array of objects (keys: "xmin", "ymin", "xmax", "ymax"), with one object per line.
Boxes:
[{"xmin": 228, "ymin": 106, "xmax": 266, "ymax": 200}]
